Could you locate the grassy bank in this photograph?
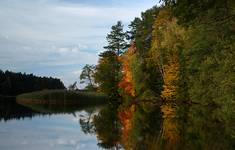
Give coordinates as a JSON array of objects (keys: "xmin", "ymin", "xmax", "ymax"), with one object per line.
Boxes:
[{"xmin": 16, "ymin": 89, "xmax": 107, "ymax": 107}]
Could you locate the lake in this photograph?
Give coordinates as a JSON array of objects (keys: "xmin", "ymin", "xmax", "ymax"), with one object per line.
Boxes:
[
  {"xmin": 0, "ymin": 97, "xmax": 234, "ymax": 150},
  {"xmin": 0, "ymin": 97, "xmax": 103, "ymax": 150}
]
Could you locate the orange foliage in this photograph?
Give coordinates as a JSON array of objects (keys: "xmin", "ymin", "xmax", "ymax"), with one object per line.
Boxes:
[
  {"xmin": 118, "ymin": 43, "xmax": 136, "ymax": 97},
  {"xmin": 118, "ymin": 105, "xmax": 135, "ymax": 147}
]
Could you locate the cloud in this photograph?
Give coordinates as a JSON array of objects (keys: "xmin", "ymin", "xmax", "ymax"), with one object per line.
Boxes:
[
  {"xmin": 73, "ymin": 70, "xmax": 82, "ymax": 76},
  {"xmin": 58, "ymin": 47, "xmax": 80, "ymax": 54},
  {"xmin": 55, "ymin": 138, "xmax": 80, "ymax": 146},
  {"xmin": 0, "ymin": 0, "xmax": 158, "ymax": 86},
  {"xmin": 53, "ymin": 4, "xmax": 141, "ymax": 22},
  {"xmin": 0, "ymin": 110, "xmax": 103, "ymax": 150},
  {"xmin": 22, "ymin": 46, "xmax": 33, "ymax": 51}
]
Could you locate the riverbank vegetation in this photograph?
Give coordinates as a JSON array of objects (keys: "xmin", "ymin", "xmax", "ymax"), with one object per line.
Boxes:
[{"xmin": 16, "ymin": 89, "xmax": 107, "ymax": 106}]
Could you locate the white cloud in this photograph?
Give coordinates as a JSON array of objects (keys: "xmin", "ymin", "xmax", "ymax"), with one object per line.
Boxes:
[
  {"xmin": 0, "ymin": 0, "xmax": 158, "ymax": 86},
  {"xmin": 55, "ymin": 138, "xmax": 80, "ymax": 146},
  {"xmin": 22, "ymin": 46, "xmax": 32, "ymax": 51},
  {"xmin": 58, "ymin": 47, "xmax": 80, "ymax": 54},
  {"xmin": 73, "ymin": 70, "xmax": 82, "ymax": 76}
]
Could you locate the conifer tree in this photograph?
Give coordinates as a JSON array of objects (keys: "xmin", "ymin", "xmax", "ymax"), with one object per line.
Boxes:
[{"xmin": 104, "ymin": 21, "xmax": 128, "ymax": 56}]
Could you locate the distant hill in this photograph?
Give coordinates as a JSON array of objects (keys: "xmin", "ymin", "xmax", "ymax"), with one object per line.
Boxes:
[{"xmin": 0, "ymin": 70, "xmax": 65, "ymax": 96}]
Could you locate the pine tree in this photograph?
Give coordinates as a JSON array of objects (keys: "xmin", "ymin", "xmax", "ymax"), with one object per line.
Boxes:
[{"xmin": 104, "ymin": 21, "xmax": 128, "ymax": 56}]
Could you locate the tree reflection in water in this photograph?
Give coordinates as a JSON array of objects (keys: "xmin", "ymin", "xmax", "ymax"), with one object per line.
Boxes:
[
  {"xmin": 157, "ymin": 104, "xmax": 180, "ymax": 150},
  {"xmin": 89, "ymin": 101, "xmax": 234, "ymax": 150},
  {"xmin": 93, "ymin": 105, "xmax": 121, "ymax": 149},
  {"xmin": 79, "ymin": 107, "xmax": 96, "ymax": 134},
  {"xmin": 0, "ymin": 97, "xmax": 42, "ymax": 121},
  {"xmin": 1, "ymin": 96, "xmax": 234, "ymax": 149}
]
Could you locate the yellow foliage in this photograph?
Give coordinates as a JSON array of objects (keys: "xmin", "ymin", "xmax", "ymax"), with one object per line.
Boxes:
[
  {"xmin": 161, "ymin": 56, "xmax": 180, "ymax": 101},
  {"xmin": 149, "ymin": 9, "xmax": 185, "ymax": 101}
]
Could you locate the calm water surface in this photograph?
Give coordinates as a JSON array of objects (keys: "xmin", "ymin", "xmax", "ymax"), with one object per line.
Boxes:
[
  {"xmin": 0, "ymin": 97, "xmax": 234, "ymax": 150},
  {"xmin": 0, "ymin": 98, "xmax": 101, "ymax": 150}
]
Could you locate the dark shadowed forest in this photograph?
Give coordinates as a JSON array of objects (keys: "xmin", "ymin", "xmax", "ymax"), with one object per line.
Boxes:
[{"xmin": 0, "ymin": 70, "xmax": 65, "ymax": 96}]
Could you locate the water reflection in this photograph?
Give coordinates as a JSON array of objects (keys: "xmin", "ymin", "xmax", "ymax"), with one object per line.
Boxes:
[
  {"xmin": 178, "ymin": 105, "xmax": 235, "ymax": 150},
  {"xmin": 93, "ymin": 105, "xmax": 121, "ymax": 149},
  {"xmin": 0, "ymin": 97, "xmax": 102, "ymax": 121},
  {"xmin": 157, "ymin": 104, "xmax": 179, "ymax": 150},
  {"xmin": 0, "ymin": 97, "xmax": 41, "ymax": 121},
  {"xmin": 0, "ymin": 97, "xmax": 103, "ymax": 150},
  {"xmin": 0, "ymin": 97, "xmax": 234, "ymax": 150},
  {"xmin": 92, "ymin": 102, "xmax": 234, "ymax": 150},
  {"xmin": 121, "ymin": 103, "xmax": 234, "ymax": 150}
]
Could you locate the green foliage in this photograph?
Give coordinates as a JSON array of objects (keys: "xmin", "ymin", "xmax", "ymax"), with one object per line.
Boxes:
[
  {"xmin": 133, "ymin": 6, "xmax": 160, "ymax": 55},
  {"xmin": 94, "ymin": 51, "xmax": 120, "ymax": 99},
  {"xmin": 103, "ymin": 21, "xmax": 128, "ymax": 56},
  {"xmin": 126, "ymin": 17, "xmax": 141, "ymax": 41},
  {"xmin": 183, "ymin": 22, "xmax": 235, "ymax": 131},
  {"xmin": 163, "ymin": 0, "xmax": 235, "ymax": 25},
  {"xmin": 95, "ymin": 21, "xmax": 130, "ymax": 102},
  {"xmin": 128, "ymin": 53, "xmax": 157, "ymax": 100}
]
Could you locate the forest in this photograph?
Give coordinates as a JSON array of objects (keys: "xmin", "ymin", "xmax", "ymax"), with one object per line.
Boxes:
[
  {"xmin": 86, "ymin": 0, "xmax": 235, "ymax": 149},
  {"xmin": 0, "ymin": 70, "xmax": 65, "ymax": 96}
]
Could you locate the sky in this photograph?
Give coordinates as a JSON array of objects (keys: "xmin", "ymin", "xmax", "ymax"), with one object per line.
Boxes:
[{"xmin": 0, "ymin": 0, "xmax": 159, "ymax": 87}]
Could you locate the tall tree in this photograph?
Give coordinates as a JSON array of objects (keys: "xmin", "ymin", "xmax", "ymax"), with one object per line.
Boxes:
[{"xmin": 104, "ymin": 21, "xmax": 128, "ymax": 56}]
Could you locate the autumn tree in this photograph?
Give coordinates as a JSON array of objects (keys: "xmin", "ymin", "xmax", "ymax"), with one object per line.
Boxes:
[
  {"xmin": 149, "ymin": 9, "xmax": 187, "ymax": 101},
  {"xmin": 92, "ymin": 1, "xmax": 235, "ymax": 149},
  {"xmin": 95, "ymin": 21, "xmax": 130, "ymax": 104},
  {"xmin": 118, "ymin": 43, "xmax": 136, "ymax": 97},
  {"xmin": 125, "ymin": 6, "xmax": 163, "ymax": 100}
]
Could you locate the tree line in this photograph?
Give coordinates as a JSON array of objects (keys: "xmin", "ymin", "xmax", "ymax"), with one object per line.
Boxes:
[
  {"xmin": 80, "ymin": 0, "xmax": 235, "ymax": 148},
  {"xmin": 0, "ymin": 70, "xmax": 65, "ymax": 96},
  {"xmin": 82, "ymin": 0, "xmax": 235, "ymax": 108}
]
